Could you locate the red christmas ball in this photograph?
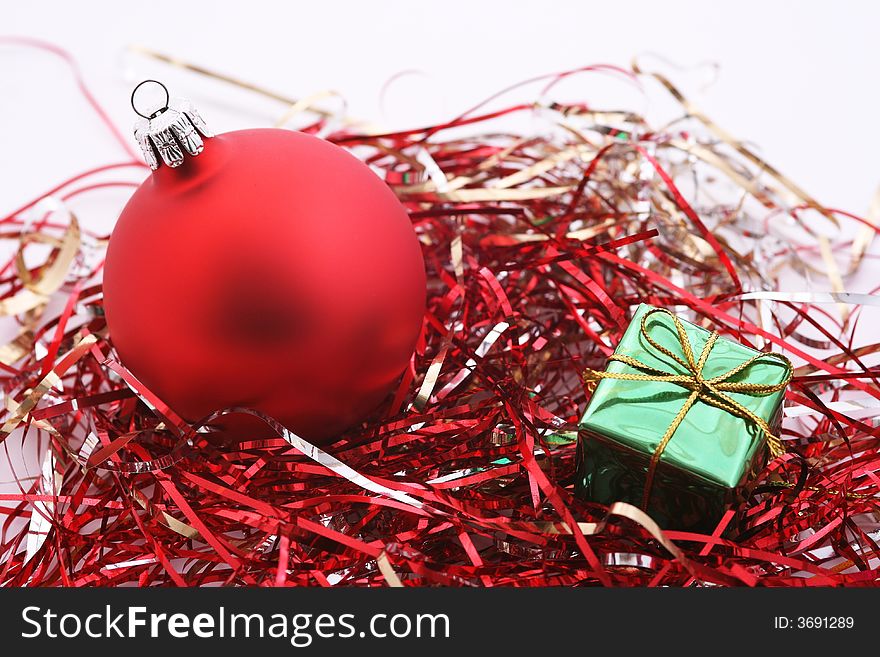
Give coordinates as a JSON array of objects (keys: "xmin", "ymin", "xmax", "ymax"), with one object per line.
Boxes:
[{"xmin": 104, "ymin": 128, "xmax": 426, "ymax": 443}]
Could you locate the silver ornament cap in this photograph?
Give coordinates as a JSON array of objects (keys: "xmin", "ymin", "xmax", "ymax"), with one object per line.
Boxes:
[{"xmin": 131, "ymin": 80, "xmax": 214, "ymax": 170}]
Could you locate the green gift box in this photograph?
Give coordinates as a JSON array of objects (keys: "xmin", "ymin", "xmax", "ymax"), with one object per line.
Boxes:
[{"xmin": 574, "ymin": 304, "xmax": 792, "ymax": 532}]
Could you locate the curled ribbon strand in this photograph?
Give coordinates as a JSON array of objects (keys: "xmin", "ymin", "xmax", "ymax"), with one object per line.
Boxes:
[{"xmin": 583, "ymin": 308, "xmax": 793, "ymax": 510}]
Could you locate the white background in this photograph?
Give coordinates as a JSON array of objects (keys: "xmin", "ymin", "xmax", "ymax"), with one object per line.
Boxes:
[{"xmin": 3, "ymin": 0, "xmax": 879, "ymax": 217}]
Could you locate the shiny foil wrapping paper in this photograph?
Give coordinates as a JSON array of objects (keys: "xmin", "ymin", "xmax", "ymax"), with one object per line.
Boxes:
[
  {"xmin": 1, "ymin": 38, "xmax": 880, "ymax": 587},
  {"xmin": 576, "ymin": 304, "xmax": 790, "ymax": 533}
]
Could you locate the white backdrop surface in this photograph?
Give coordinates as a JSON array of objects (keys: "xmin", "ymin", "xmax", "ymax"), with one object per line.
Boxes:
[{"xmin": 3, "ymin": 0, "xmax": 880, "ymax": 215}]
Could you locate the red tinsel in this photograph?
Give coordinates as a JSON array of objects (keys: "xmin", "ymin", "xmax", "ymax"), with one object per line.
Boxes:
[{"xmin": 2, "ymin": 38, "xmax": 880, "ymax": 587}]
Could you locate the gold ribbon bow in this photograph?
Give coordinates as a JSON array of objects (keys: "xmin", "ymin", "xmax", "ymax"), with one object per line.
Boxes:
[{"xmin": 583, "ymin": 308, "xmax": 792, "ymax": 510}]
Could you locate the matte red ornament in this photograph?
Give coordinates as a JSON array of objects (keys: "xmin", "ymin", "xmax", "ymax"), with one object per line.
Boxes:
[{"xmin": 104, "ymin": 127, "xmax": 426, "ymax": 443}]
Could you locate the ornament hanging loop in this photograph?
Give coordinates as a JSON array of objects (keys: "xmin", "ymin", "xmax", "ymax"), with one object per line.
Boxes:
[
  {"xmin": 130, "ymin": 79, "xmax": 170, "ymax": 119},
  {"xmin": 131, "ymin": 81, "xmax": 214, "ymax": 170}
]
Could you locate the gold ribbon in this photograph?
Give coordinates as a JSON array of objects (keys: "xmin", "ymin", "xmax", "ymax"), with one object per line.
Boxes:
[{"xmin": 583, "ymin": 308, "xmax": 792, "ymax": 510}]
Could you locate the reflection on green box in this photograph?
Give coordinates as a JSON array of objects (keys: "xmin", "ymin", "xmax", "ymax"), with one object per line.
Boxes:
[{"xmin": 574, "ymin": 304, "xmax": 789, "ymax": 533}]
